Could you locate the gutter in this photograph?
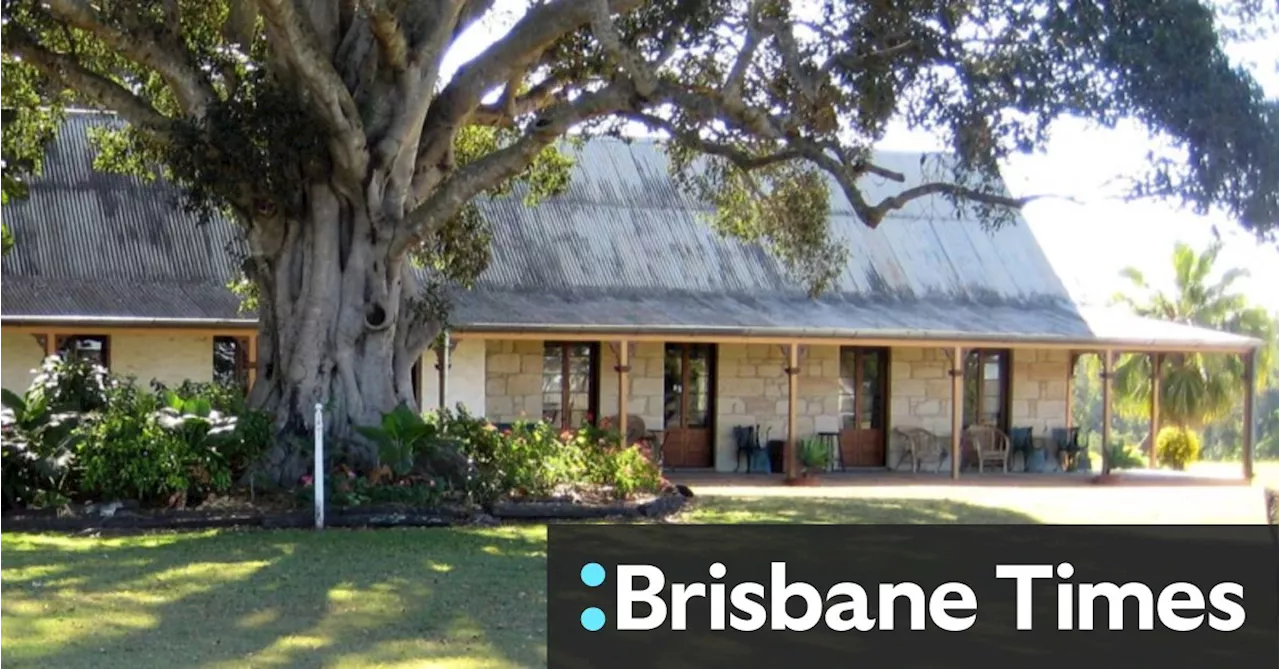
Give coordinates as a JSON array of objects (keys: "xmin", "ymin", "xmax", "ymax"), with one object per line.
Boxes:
[{"xmin": 452, "ymin": 322, "xmax": 1263, "ymax": 354}]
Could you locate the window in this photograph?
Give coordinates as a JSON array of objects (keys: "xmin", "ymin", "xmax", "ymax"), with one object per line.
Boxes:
[
  {"xmin": 213, "ymin": 336, "xmax": 250, "ymax": 389},
  {"xmin": 57, "ymin": 335, "xmax": 109, "ymax": 368},
  {"xmin": 964, "ymin": 349, "xmax": 1010, "ymax": 430},
  {"xmin": 542, "ymin": 343, "xmax": 599, "ymax": 429},
  {"xmin": 838, "ymin": 347, "xmax": 888, "ymax": 431}
]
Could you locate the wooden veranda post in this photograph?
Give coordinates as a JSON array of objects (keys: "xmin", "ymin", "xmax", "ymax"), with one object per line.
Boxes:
[
  {"xmin": 616, "ymin": 340, "xmax": 630, "ymax": 452},
  {"xmin": 1242, "ymin": 348, "xmax": 1257, "ymax": 481},
  {"xmin": 949, "ymin": 347, "xmax": 964, "ymax": 480},
  {"xmin": 1149, "ymin": 352, "xmax": 1162, "ymax": 469},
  {"xmin": 247, "ymin": 335, "xmax": 259, "ymax": 392},
  {"xmin": 1100, "ymin": 349, "xmax": 1114, "ymax": 476},
  {"xmin": 786, "ymin": 343, "xmax": 800, "ymax": 481},
  {"xmin": 1066, "ymin": 352, "xmax": 1080, "ymax": 431},
  {"xmin": 436, "ymin": 331, "xmax": 451, "ymax": 410}
]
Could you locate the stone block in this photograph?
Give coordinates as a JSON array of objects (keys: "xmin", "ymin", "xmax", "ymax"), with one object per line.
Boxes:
[
  {"xmin": 485, "ymin": 378, "xmax": 508, "ymax": 396},
  {"xmin": 726, "ymin": 377, "xmax": 765, "ymax": 397},
  {"xmin": 520, "ymin": 354, "xmax": 544, "ymax": 374},
  {"xmin": 894, "ymin": 379, "xmax": 927, "ymax": 398},
  {"xmin": 513, "ymin": 340, "xmax": 544, "ymax": 355},
  {"xmin": 488, "ymin": 353, "xmax": 521, "ymax": 375},
  {"xmin": 910, "ymin": 363, "xmax": 946, "ymax": 379},
  {"xmin": 1030, "ymin": 362, "xmax": 1067, "ymax": 381},
  {"xmin": 507, "ymin": 373, "xmax": 544, "ymax": 397},
  {"xmin": 895, "ymin": 347, "xmax": 924, "ymax": 362},
  {"xmin": 914, "ymin": 399, "xmax": 942, "ymax": 417},
  {"xmin": 925, "ymin": 379, "xmax": 952, "ymax": 399}
]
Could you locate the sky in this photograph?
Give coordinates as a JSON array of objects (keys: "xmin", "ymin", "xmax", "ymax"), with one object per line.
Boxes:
[{"xmin": 444, "ymin": 7, "xmax": 1280, "ymax": 316}]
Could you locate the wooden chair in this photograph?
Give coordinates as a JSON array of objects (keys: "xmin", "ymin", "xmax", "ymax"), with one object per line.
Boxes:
[
  {"xmin": 892, "ymin": 427, "xmax": 942, "ymax": 473},
  {"xmin": 965, "ymin": 425, "xmax": 1012, "ymax": 473}
]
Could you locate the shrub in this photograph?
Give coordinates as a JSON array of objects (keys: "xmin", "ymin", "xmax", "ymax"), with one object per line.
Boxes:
[
  {"xmin": 1156, "ymin": 427, "xmax": 1202, "ymax": 471},
  {"xmin": 76, "ymin": 381, "xmax": 235, "ymax": 506},
  {"xmin": 799, "ymin": 438, "xmax": 830, "ymax": 472},
  {"xmin": 1106, "ymin": 442, "xmax": 1146, "ymax": 470},
  {"xmin": 356, "ymin": 403, "xmax": 440, "ymax": 477},
  {"xmin": 433, "ymin": 408, "xmax": 665, "ymax": 505}
]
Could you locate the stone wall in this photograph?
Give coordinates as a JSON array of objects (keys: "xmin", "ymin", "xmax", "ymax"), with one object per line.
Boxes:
[
  {"xmin": 473, "ymin": 340, "xmax": 1073, "ymax": 472},
  {"xmin": 1010, "ymin": 348, "xmax": 1071, "ymax": 431},
  {"xmin": 483, "ymin": 339, "xmax": 546, "ymax": 423},
  {"xmin": 714, "ymin": 344, "xmax": 840, "ymax": 472},
  {"xmin": 597, "ymin": 342, "xmax": 665, "ymax": 435},
  {"xmin": 420, "ymin": 338, "xmax": 487, "ymax": 416}
]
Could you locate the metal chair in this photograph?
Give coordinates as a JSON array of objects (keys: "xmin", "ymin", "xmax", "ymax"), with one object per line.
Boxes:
[
  {"xmin": 965, "ymin": 425, "xmax": 1012, "ymax": 473},
  {"xmin": 1051, "ymin": 427, "xmax": 1082, "ymax": 472},
  {"xmin": 733, "ymin": 425, "xmax": 765, "ymax": 473},
  {"xmin": 1009, "ymin": 426, "xmax": 1034, "ymax": 472}
]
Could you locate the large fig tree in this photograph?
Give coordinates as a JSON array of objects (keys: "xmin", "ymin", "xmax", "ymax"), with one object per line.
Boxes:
[{"xmin": 3, "ymin": 0, "xmax": 1276, "ymax": 480}]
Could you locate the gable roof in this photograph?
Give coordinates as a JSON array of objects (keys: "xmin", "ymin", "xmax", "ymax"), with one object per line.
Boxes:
[{"xmin": 0, "ymin": 112, "xmax": 1261, "ymax": 352}]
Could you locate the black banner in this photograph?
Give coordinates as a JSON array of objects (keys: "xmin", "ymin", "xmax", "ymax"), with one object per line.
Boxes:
[{"xmin": 547, "ymin": 525, "xmax": 1278, "ymax": 668}]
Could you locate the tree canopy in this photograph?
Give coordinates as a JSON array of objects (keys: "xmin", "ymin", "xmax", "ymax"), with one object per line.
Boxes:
[
  {"xmin": 1111, "ymin": 241, "xmax": 1278, "ymax": 429},
  {"xmin": 2, "ymin": 0, "xmax": 1277, "ymax": 474}
]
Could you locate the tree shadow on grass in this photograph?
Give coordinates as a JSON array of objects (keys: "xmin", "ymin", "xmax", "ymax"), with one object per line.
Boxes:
[
  {"xmin": 1, "ymin": 497, "xmax": 1037, "ymax": 668},
  {"xmin": 678, "ymin": 495, "xmax": 1042, "ymax": 524},
  {"xmin": 1, "ymin": 527, "xmax": 550, "ymax": 669}
]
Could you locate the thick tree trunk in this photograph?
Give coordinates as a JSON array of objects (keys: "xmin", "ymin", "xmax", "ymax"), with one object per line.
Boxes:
[{"xmin": 244, "ymin": 180, "xmax": 439, "ymax": 486}]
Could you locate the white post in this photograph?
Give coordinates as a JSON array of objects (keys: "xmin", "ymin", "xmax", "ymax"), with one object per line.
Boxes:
[{"xmin": 314, "ymin": 402, "xmax": 325, "ymax": 529}]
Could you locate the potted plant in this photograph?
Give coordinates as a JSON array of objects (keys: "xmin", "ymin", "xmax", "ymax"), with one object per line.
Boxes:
[{"xmin": 798, "ymin": 437, "xmax": 830, "ymax": 481}]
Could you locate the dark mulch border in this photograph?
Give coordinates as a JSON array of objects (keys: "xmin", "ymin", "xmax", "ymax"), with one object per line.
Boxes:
[{"xmin": 0, "ymin": 491, "xmax": 690, "ymax": 533}]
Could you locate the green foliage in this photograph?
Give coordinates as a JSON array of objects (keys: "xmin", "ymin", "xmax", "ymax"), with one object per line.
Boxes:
[
  {"xmin": 1, "ymin": 386, "xmax": 82, "ymax": 509},
  {"xmin": 1, "ymin": 223, "xmax": 13, "ymax": 256},
  {"xmin": 1156, "ymin": 427, "xmax": 1203, "ymax": 471},
  {"xmin": 424, "ymin": 407, "xmax": 665, "ymax": 506},
  {"xmin": 75, "ymin": 380, "xmax": 235, "ymax": 505},
  {"xmin": 799, "ymin": 438, "xmax": 831, "ymax": 472},
  {"xmin": 356, "ymin": 404, "xmax": 439, "ymax": 478},
  {"xmin": 28, "ymin": 355, "xmax": 112, "ymax": 414},
  {"xmin": 1112, "ymin": 242, "xmax": 1278, "ymax": 430},
  {"xmin": 1106, "ymin": 442, "xmax": 1147, "ymax": 471}
]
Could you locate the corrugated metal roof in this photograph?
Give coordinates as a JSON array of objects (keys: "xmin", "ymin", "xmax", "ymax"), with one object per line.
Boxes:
[
  {"xmin": 0, "ymin": 112, "xmax": 1260, "ymax": 351},
  {"xmin": 1, "ymin": 113, "xmax": 246, "ymax": 323}
]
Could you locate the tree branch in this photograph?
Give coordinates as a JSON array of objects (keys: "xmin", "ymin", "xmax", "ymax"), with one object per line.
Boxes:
[
  {"xmin": 422, "ymin": 0, "xmax": 643, "ymax": 146},
  {"xmin": 44, "ymin": 0, "xmax": 217, "ymax": 116},
  {"xmin": 858, "ymin": 182, "xmax": 1063, "ymax": 228},
  {"xmin": 473, "ymin": 76, "xmax": 567, "ymax": 127},
  {"xmin": 5, "ymin": 25, "xmax": 176, "ymax": 137},
  {"xmin": 588, "ymin": 0, "xmax": 656, "ymax": 97},
  {"xmin": 724, "ymin": 1, "xmax": 763, "ymax": 105},
  {"xmin": 255, "ymin": 0, "xmax": 368, "ymax": 179},
  {"xmin": 361, "ymin": 0, "xmax": 408, "ymax": 71},
  {"xmin": 396, "ymin": 82, "xmax": 636, "ymax": 257}
]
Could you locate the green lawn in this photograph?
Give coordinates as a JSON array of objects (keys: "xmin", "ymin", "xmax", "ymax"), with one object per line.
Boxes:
[{"xmin": 0, "ymin": 495, "xmax": 1024, "ymax": 669}]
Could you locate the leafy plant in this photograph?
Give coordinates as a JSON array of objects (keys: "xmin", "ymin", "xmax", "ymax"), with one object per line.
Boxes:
[
  {"xmin": 1156, "ymin": 427, "xmax": 1202, "ymax": 471},
  {"xmin": 76, "ymin": 381, "xmax": 233, "ymax": 506},
  {"xmin": 1, "ymin": 387, "xmax": 82, "ymax": 509},
  {"xmin": 799, "ymin": 438, "xmax": 830, "ymax": 472},
  {"xmin": 1106, "ymin": 442, "xmax": 1147, "ymax": 470},
  {"xmin": 356, "ymin": 404, "xmax": 439, "ymax": 477}
]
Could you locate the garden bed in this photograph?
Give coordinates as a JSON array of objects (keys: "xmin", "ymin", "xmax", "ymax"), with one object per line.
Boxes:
[{"xmin": 0, "ymin": 489, "xmax": 691, "ymax": 533}]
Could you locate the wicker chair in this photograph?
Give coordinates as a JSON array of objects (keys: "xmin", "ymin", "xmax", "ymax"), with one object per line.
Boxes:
[
  {"xmin": 965, "ymin": 425, "xmax": 1012, "ymax": 473},
  {"xmin": 892, "ymin": 427, "xmax": 943, "ymax": 473}
]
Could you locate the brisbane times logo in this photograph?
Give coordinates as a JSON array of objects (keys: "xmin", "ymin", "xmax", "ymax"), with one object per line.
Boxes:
[
  {"xmin": 547, "ymin": 525, "xmax": 1278, "ymax": 669},
  {"xmin": 571, "ymin": 560, "xmax": 1247, "ymax": 633}
]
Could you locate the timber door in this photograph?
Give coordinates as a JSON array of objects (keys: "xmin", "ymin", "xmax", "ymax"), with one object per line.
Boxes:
[
  {"xmin": 838, "ymin": 347, "xmax": 889, "ymax": 467},
  {"xmin": 662, "ymin": 343, "xmax": 716, "ymax": 468}
]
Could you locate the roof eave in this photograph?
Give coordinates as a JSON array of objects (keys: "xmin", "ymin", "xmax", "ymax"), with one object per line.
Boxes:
[{"xmin": 450, "ymin": 322, "xmax": 1262, "ymax": 354}]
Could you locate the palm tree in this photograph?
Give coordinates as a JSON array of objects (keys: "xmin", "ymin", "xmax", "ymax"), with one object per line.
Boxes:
[{"xmin": 1111, "ymin": 242, "xmax": 1277, "ymax": 435}]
